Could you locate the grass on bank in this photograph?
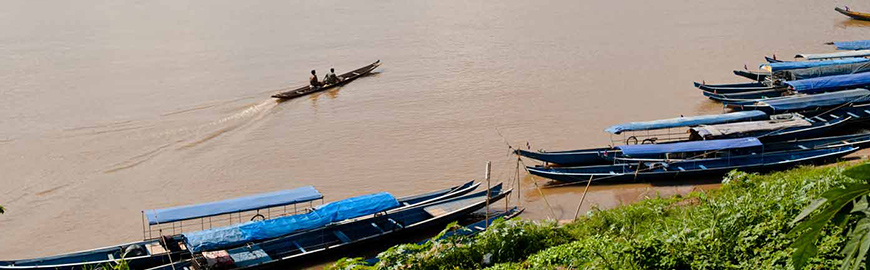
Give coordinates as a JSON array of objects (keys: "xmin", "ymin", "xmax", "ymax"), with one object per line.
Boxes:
[{"xmin": 330, "ymin": 162, "xmax": 867, "ymax": 270}]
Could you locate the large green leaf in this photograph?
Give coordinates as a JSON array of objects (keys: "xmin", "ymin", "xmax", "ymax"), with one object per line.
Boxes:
[
  {"xmin": 791, "ymin": 186, "xmax": 870, "ymax": 269},
  {"xmin": 791, "ymin": 198, "xmax": 828, "ymax": 226},
  {"xmin": 840, "ymin": 217, "xmax": 870, "ymax": 270},
  {"xmin": 844, "ymin": 164, "xmax": 870, "ymax": 182}
]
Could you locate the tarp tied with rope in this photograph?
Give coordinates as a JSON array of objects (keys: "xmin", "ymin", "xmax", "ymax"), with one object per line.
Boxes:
[
  {"xmin": 603, "ymin": 111, "xmax": 768, "ymax": 134},
  {"xmin": 832, "ymin": 40, "xmax": 870, "ymax": 50},
  {"xmin": 761, "ymin": 58, "xmax": 869, "ymax": 72},
  {"xmin": 785, "ymin": 73, "xmax": 870, "ymax": 94},
  {"xmin": 757, "ymin": 89, "xmax": 870, "ymax": 111},
  {"xmin": 616, "ymin": 138, "xmax": 762, "ymax": 156},
  {"xmin": 690, "ymin": 117, "xmax": 812, "ymax": 138}
]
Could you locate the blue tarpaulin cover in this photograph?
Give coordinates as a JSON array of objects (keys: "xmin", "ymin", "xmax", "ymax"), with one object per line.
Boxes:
[
  {"xmin": 144, "ymin": 186, "xmax": 322, "ymax": 225},
  {"xmin": 182, "ymin": 192, "xmax": 399, "ymax": 252},
  {"xmin": 616, "ymin": 138, "xmax": 762, "ymax": 156},
  {"xmin": 604, "ymin": 111, "xmax": 768, "ymax": 134},
  {"xmin": 759, "ymin": 89, "xmax": 870, "ymax": 111},
  {"xmin": 785, "ymin": 72, "xmax": 870, "ymax": 94},
  {"xmin": 796, "ymin": 50, "xmax": 870, "ymax": 60},
  {"xmin": 761, "ymin": 58, "xmax": 869, "ymax": 72},
  {"xmin": 834, "ymin": 40, "xmax": 870, "ymax": 50}
]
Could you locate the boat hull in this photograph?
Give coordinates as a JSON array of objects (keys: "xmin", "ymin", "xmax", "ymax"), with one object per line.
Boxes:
[
  {"xmin": 836, "ymin": 7, "xmax": 870, "ymax": 21},
  {"xmin": 272, "ymin": 60, "xmax": 380, "ymax": 100},
  {"xmin": 528, "ymin": 146, "xmax": 858, "ymax": 183}
]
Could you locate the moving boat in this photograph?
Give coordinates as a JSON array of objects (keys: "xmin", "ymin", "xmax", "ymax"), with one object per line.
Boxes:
[
  {"xmin": 836, "ymin": 7, "xmax": 870, "ymax": 21},
  {"xmin": 146, "ymin": 185, "xmax": 512, "ymax": 270},
  {"xmin": 527, "ymin": 140, "xmax": 859, "ymax": 184},
  {"xmin": 0, "ymin": 181, "xmax": 477, "ymax": 270},
  {"xmin": 271, "ymin": 60, "xmax": 381, "ymax": 100}
]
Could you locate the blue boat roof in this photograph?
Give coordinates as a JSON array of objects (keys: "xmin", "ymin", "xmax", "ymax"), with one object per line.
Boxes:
[
  {"xmin": 761, "ymin": 58, "xmax": 869, "ymax": 72},
  {"xmin": 183, "ymin": 192, "xmax": 398, "ymax": 252},
  {"xmin": 785, "ymin": 72, "xmax": 870, "ymax": 94},
  {"xmin": 604, "ymin": 111, "xmax": 768, "ymax": 134},
  {"xmin": 758, "ymin": 89, "xmax": 870, "ymax": 111},
  {"xmin": 796, "ymin": 50, "xmax": 870, "ymax": 60},
  {"xmin": 833, "ymin": 40, "xmax": 870, "ymax": 50},
  {"xmin": 143, "ymin": 186, "xmax": 323, "ymax": 225},
  {"xmin": 616, "ymin": 138, "xmax": 762, "ymax": 156}
]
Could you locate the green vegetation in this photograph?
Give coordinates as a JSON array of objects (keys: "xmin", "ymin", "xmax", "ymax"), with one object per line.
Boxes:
[
  {"xmin": 790, "ymin": 163, "xmax": 870, "ymax": 269},
  {"xmin": 0, "ymin": 205, "xmax": 4, "ymax": 214},
  {"xmin": 331, "ymin": 162, "xmax": 870, "ymax": 270}
]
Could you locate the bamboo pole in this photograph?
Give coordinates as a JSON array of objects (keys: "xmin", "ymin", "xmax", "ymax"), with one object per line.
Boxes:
[
  {"xmin": 485, "ymin": 161, "xmax": 491, "ymax": 228},
  {"xmin": 573, "ymin": 175, "xmax": 594, "ymax": 220}
]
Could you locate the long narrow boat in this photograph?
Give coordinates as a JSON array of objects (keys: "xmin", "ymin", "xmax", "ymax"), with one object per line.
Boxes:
[
  {"xmin": 527, "ymin": 144, "xmax": 858, "ymax": 184},
  {"xmin": 0, "ymin": 181, "xmax": 476, "ymax": 270},
  {"xmin": 694, "ymin": 82, "xmax": 782, "ymax": 94},
  {"xmin": 761, "ymin": 58, "xmax": 869, "ymax": 72},
  {"xmin": 796, "ymin": 50, "xmax": 870, "ymax": 61},
  {"xmin": 702, "ymin": 88, "xmax": 788, "ymax": 101},
  {"xmin": 726, "ymin": 88, "xmax": 870, "ymax": 114},
  {"xmin": 147, "ymin": 185, "xmax": 512, "ymax": 270},
  {"xmin": 271, "ymin": 60, "xmax": 381, "ymax": 100},
  {"xmin": 765, "ymin": 56, "xmax": 787, "ymax": 63},
  {"xmin": 784, "ymin": 72, "xmax": 870, "ymax": 94},
  {"xmin": 519, "ymin": 118, "xmax": 863, "ymax": 168},
  {"xmin": 828, "ymin": 40, "xmax": 870, "ymax": 51},
  {"xmin": 733, "ymin": 70, "xmax": 771, "ymax": 81},
  {"xmin": 835, "ymin": 7, "xmax": 870, "ymax": 21}
]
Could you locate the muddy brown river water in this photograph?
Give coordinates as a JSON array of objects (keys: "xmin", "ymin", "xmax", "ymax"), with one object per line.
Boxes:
[{"xmin": 2, "ymin": 0, "xmax": 870, "ymax": 263}]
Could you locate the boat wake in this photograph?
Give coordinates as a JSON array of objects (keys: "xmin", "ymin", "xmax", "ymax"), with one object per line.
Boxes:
[{"xmin": 104, "ymin": 99, "xmax": 280, "ymax": 173}]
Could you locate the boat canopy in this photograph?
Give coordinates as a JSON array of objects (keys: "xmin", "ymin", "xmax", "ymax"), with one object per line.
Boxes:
[
  {"xmin": 690, "ymin": 117, "xmax": 812, "ymax": 138},
  {"xmin": 785, "ymin": 72, "xmax": 870, "ymax": 94},
  {"xmin": 616, "ymin": 138, "xmax": 761, "ymax": 156},
  {"xmin": 603, "ymin": 111, "xmax": 768, "ymax": 134},
  {"xmin": 779, "ymin": 62, "xmax": 870, "ymax": 81},
  {"xmin": 832, "ymin": 40, "xmax": 870, "ymax": 50},
  {"xmin": 761, "ymin": 58, "xmax": 869, "ymax": 72},
  {"xmin": 183, "ymin": 192, "xmax": 399, "ymax": 252},
  {"xmin": 757, "ymin": 89, "xmax": 870, "ymax": 111},
  {"xmin": 795, "ymin": 50, "xmax": 870, "ymax": 60},
  {"xmin": 143, "ymin": 186, "xmax": 323, "ymax": 225}
]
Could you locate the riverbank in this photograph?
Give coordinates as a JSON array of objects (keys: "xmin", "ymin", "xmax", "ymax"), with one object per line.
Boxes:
[{"xmin": 331, "ymin": 160, "xmax": 868, "ymax": 269}]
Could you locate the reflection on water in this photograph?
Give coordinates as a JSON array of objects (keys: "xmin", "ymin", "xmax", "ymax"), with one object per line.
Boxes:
[{"xmin": 838, "ymin": 19, "xmax": 870, "ymax": 29}]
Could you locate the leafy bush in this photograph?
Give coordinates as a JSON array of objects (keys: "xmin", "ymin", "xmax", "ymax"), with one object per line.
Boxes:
[{"xmin": 331, "ymin": 163, "xmax": 867, "ymax": 270}]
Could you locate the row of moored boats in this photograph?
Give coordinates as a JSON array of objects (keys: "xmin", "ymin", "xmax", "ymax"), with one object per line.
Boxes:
[{"xmin": 518, "ymin": 39, "xmax": 870, "ymax": 184}]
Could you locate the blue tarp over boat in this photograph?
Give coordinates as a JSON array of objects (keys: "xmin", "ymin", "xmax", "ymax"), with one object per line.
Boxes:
[
  {"xmin": 785, "ymin": 72, "xmax": 870, "ymax": 93},
  {"xmin": 143, "ymin": 186, "xmax": 322, "ymax": 225},
  {"xmin": 183, "ymin": 192, "xmax": 399, "ymax": 252},
  {"xmin": 616, "ymin": 138, "xmax": 762, "ymax": 156},
  {"xmin": 833, "ymin": 40, "xmax": 870, "ymax": 50},
  {"xmin": 758, "ymin": 89, "xmax": 870, "ymax": 111},
  {"xmin": 796, "ymin": 50, "xmax": 870, "ymax": 60},
  {"xmin": 761, "ymin": 58, "xmax": 869, "ymax": 72},
  {"xmin": 604, "ymin": 111, "xmax": 768, "ymax": 134}
]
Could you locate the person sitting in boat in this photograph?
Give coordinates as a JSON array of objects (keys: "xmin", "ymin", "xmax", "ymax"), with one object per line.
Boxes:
[
  {"xmin": 323, "ymin": 68, "xmax": 341, "ymax": 85},
  {"xmin": 309, "ymin": 70, "xmax": 322, "ymax": 89}
]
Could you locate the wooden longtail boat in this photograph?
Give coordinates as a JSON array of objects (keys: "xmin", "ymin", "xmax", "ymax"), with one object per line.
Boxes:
[
  {"xmin": 836, "ymin": 7, "xmax": 870, "ymax": 21},
  {"xmin": 146, "ymin": 185, "xmax": 512, "ymax": 270},
  {"xmin": 272, "ymin": 60, "xmax": 381, "ymax": 100},
  {"xmin": 0, "ymin": 181, "xmax": 476, "ymax": 270},
  {"xmin": 527, "ymin": 144, "xmax": 858, "ymax": 184}
]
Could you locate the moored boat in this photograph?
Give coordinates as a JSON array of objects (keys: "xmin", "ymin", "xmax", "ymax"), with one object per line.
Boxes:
[
  {"xmin": 733, "ymin": 70, "xmax": 771, "ymax": 81},
  {"xmin": 694, "ymin": 81, "xmax": 782, "ymax": 94},
  {"xmin": 272, "ymin": 60, "xmax": 381, "ymax": 100},
  {"xmin": 527, "ymin": 143, "xmax": 858, "ymax": 184},
  {"xmin": 0, "ymin": 181, "xmax": 477, "ymax": 270},
  {"xmin": 147, "ymin": 184, "xmax": 512, "ymax": 270}
]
